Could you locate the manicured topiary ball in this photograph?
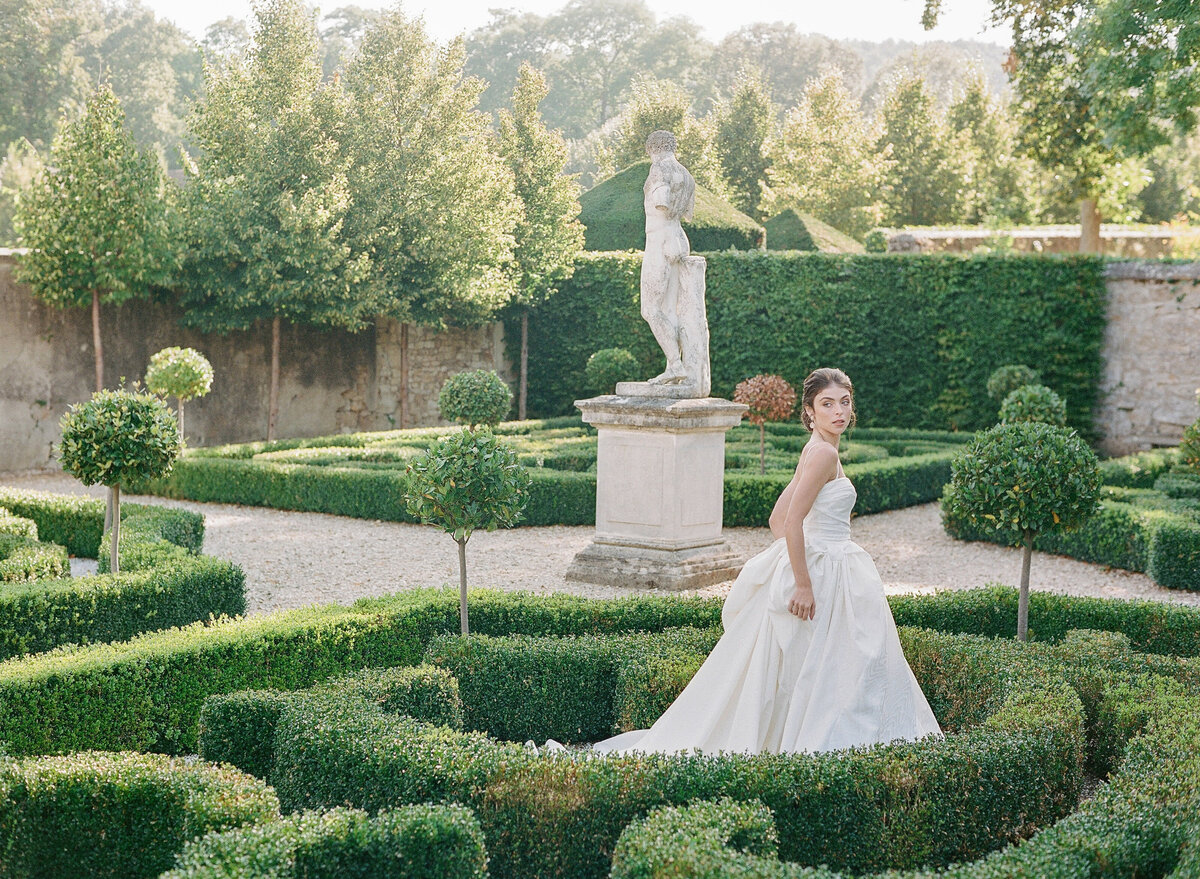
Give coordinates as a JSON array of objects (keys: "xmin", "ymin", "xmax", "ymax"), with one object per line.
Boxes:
[
  {"xmin": 145, "ymin": 347, "xmax": 213, "ymax": 402},
  {"xmin": 733, "ymin": 374, "xmax": 797, "ymax": 426},
  {"xmin": 987, "ymin": 364, "xmax": 1041, "ymax": 402},
  {"xmin": 58, "ymin": 389, "xmax": 181, "ymax": 487},
  {"xmin": 438, "ymin": 370, "xmax": 513, "ymax": 429},
  {"xmin": 585, "ymin": 347, "xmax": 638, "ymax": 395},
  {"xmin": 999, "ymin": 384, "xmax": 1067, "ymax": 428}
]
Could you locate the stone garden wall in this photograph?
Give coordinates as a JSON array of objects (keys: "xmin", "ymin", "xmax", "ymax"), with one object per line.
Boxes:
[
  {"xmin": 1, "ymin": 250, "xmax": 1196, "ymax": 470},
  {"xmin": 0, "ymin": 251, "xmax": 513, "ymax": 471}
]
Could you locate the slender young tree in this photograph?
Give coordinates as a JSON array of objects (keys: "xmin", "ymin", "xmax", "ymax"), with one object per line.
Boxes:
[
  {"xmin": 496, "ymin": 63, "xmax": 585, "ymax": 420},
  {"xmin": 177, "ymin": 0, "xmax": 373, "ymax": 440},
  {"xmin": 15, "ymin": 84, "xmax": 171, "ymax": 392},
  {"xmin": 713, "ymin": 70, "xmax": 775, "ymax": 220}
]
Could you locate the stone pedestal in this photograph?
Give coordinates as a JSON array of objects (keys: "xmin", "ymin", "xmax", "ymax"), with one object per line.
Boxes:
[{"xmin": 567, "ymin": 394, "xmax": 747, "ymax": 590}]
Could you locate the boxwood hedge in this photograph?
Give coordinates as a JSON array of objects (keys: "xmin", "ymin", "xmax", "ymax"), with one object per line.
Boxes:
[
  {"xmin": 0, "ymin": 750, "xmax": 278, "ymax": 879},
  {"xmin": 0, "ymin": 533, "xmax": 68, "ymax": 583},
  {"xmin": 163, "ymin": 805, "xmax": 488, "ymax": 879},
  {"xmin": 0, "ymin": 489, "xmax": 240, "ymax": 662}
]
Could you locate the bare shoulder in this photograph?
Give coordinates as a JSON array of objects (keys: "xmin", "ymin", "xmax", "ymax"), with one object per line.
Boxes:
[{"xmin": 800, "ymin": 442, "xmax": 840, "ymax": 481}]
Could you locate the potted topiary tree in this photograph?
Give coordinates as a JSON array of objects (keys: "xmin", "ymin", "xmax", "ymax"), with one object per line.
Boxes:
[
  {"xmin": 438, "ymin": 370, "xmax": 513, "ymax": 431},
  {"xmin": 405, "ymin": 430, "xmax": 531, "ymax": 634},
  {"xmin": 57, "ymin": 389, "xmax": 181, "ymax": 573},
  {"xmin": 733, "ymin": 374, "xmax": 798, "ymax": 474},
  {"xmin": 145, "ymin": 347, "xmax": 214, "ymax": 441},
  {"xmin": 942, "ymin": 420, "xmax": 1100, "ymax": 640},
  {"xmin": 999, "ymin": 384, "xmax": 1068, "ymax": 428}
]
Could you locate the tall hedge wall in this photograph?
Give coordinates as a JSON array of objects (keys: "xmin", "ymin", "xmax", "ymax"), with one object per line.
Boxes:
[{"xmin": 511, "ymin": 252, "xmax": 1107, "ymax": 436}]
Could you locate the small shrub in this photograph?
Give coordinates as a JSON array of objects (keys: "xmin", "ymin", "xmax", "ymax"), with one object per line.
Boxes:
[
  {"xmin": 585, "ymin": 347, "xmax": 638, "ymax": 395},
  {"xmin": 944, "ymin": 421, "xmax": 1101, "ymax": 639},
  {"xmin": 863, "ymin": 228, "xmax": 888, "ymax": 252},
  {"xmin": 0, "ymin": 508, "xmax": 37, "ymax": 539},
  {"xmin": 733, "ymin": 374, "xmax": 798, "ymax": 474},
  {"xmin": 145, "ymin": 346, "xmax": 214, "ymax": 439},
  {"xmin": 58, "ymin": 388, "xmax": 181, "ymax": 572},
  {"xmin": 999, "ymin": 383, "xmax": 1068, "ymax": 427},
  {"xmin": 0, "ymin": 533, "xmax": 69, "ymax": 582},
  {"xmin": 438, "ymin": 370, "xmax": 513, "ymax": 429},
  {"xmin": 986, "ymin": 364, "xmax": 1041, "ymax": 401},
  {"xmin": 1182, "ymin": 415, "xmax": 1200, "ymax": 472}
]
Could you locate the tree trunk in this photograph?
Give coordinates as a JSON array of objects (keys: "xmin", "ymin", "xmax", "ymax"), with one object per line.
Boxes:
[
  {"xmin": 92, "ymin": 290, "xmax": 103, "ymax": 392},
  {"xmin": 177, "ymin": 397, "xmax": 185, "ymax": 443},
  {"xmin": 457, "ymin": 537, "xmax": 469, "ymax": 635},
  {"xmin": 109, "ymin": 484, "xmax": 121, "ymax": 574},
  {"xmin": 759, "ymin": 424, "xmax": 766, "ymax": 475},
  {"xmin": 1017, "ymin": 532, "xmax": 1033, "ymax": 642},
  {"xmin": 104, "ymin": 490, "xmax": 112, "ymax": 534},
  {"xmin": 1079, "ymin": 198, "xmax": 1101, "ymax": 254},
  {"xmin": 519, "ymin": 309, "xmax": 529, "ymax": 421},
  {"xmin": 400, "ymin": 322, "xmax": 409, "ymax": 429},
  {"xmin": 268, "ymin": 315, "xmax": 281, "ymax": 441}
]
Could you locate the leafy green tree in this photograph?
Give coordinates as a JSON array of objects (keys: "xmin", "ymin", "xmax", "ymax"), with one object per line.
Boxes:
[
  {"xmin": 875, "ymin": 72, "xmax": 971, "ymax": 226},
  {"xmin": 318, "ymin": 5, "xmax": 383, "ymax": 79},
  {"xmin": 713, "ymin": 71, "xmax": 775, "ymax": 219},
  {"xmin": 405, "ymin": 430, "xmax": 530, "ymax": 634},
  {"xmin": 438, "ymin": 370, "xmax": 513, "ymax": 430},
  {"xmin": 201, "ymin": 16, "xmax": 251, "ymax": 67},
  {"xmin": 710, "ymin": 25, "xmax": 864, "ymax": 111},
  {"xmin": 15, "ymin": 84, "xmax": 171, "ymax": 393},
  {"xmin": 342, "ymin": 9, "xmax": 519, "ymax": 425},
  {"xmin": 943, "ymin": 421, "xmax": 1100, "ymax": 640},
  {"xmin": 496, "ymin": 63, "xmax": 585, "ymax": 420},
  {"xmin": 586, "ymin": 347, "xmax": 637, "ymax": 394},
  {"xmin": 145, "ymin": 346, "xmax": 214, "ymax": 440},
  {"xmin": 764, "ymin": 70, "xmax": 887, "ymax": 238},
  {"xmin": 58, "ymin": 388, "xmax": 181, "ymax": 573},
  {"xmin": 0, "ymin": 139, "xmax": 42, "ymax": 246},
  {"xmin": 177, "ymin": 0, "xmax": 373, "ymax": 440}
]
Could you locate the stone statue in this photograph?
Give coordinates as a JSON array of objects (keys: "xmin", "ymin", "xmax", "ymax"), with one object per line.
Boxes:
[{"xmin": 636, "ymin": 130, "xmax": 711, "ymax": 397}]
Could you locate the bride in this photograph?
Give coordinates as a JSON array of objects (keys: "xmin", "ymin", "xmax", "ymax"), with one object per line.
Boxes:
[{"xmin": 594, "ymin": 367, "xmax": 942, "ymax": 756}]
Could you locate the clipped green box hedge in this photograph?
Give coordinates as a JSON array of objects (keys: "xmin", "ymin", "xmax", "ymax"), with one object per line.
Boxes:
[
  {"xmin": 0, "ymin": 750, "xmax": 279, "ymax": 879},
  {"xmin": 0, "ymin": 533, "xmax": 68, "ymax": 583},
  {"xmin": 163, "ymin": 805, "xmax": 489, "ymax": 879}
]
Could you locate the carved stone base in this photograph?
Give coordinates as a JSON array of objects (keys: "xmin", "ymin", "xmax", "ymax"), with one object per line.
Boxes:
[
  {"xmin": 566, "ymin": 539, "xmax": 744, "ymax": 591},
  {"xmin": 615, "ymin": 380, "xmax": 703, "ymax": 399}
]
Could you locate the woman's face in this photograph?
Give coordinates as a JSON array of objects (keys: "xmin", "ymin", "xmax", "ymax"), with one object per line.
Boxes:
[{"xmin": 807, "ymin": 383, "xmax": 853, "ymax": 436}]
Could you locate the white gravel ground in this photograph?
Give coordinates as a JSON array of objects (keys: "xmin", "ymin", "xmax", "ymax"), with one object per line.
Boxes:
[{"xmin": 4, "ymin": 471, "xmax": 1197, "ymax": 615}]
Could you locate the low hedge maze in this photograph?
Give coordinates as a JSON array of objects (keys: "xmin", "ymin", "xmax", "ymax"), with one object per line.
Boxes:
[
  {"xmin": 2, "ymin": 587, "xmax": 1200, "ymax": 877},
  {"xmin": 0, "ymin": 488, "xmax": 243, "ymax": 661}
]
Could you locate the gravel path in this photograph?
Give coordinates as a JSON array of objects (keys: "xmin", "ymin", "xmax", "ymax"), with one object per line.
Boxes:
[{"xmin": 4, "ymin": 471, "xmax": 1197, "ymax": 614}]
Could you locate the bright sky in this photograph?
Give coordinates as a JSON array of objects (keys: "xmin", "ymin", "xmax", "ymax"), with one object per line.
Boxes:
[{"xmin": 142, "ymin": 0, "xmax": 1008, "ymax": 47}]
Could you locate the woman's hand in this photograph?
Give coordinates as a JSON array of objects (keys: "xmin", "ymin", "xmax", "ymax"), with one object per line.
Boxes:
[{"xmin": 788, "ymin": 584, "xmax": 816, "ymax": 620}]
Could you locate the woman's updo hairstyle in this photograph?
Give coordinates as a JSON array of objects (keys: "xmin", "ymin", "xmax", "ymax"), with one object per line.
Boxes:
[{"xmin": 801, "ymin": 367, "xmax": 856, "ymax": 431}]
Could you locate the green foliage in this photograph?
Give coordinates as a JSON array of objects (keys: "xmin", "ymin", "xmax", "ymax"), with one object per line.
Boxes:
[
  {"xmin": 58, "ymin": 389, "xmax": 181, "ymax": 488},
  {"xmin": 1182, "ymin": 416, "xmax": 1200, "ymax": 472},
  {"xmin": 0, "ymin": 508, "xmax": 37, "ymax": 540},
  {"xmin": 13, "ymin": 83, "xmax": 171, "ymax": 313},
  {"xmin": 945, "ymin": 421, "xmax": 1100, "ymax": 543},
  {"xmin": 145, "ymin": 347, "xmax": 214, "ymax": 402},
  {"xmin": 986, "ymin": 363, "xmax": 1041, "ymax": 401},
  {"xmin": 713, "ymin": 70, "xmax": 775, "ymax": 218},
  {"xmin": 764, "ymin": 70, "xmax": 886, "ymax": 238},
  {"xmin": 585, "ymin": 347, "xmax": 638, "ymax": 394},
  {"xmin": 436, "ymin": 370, "xmax": 513, "ymax": 429},
  {"xmin": 514, "ymin": 251, "xmax": 1108, "ymax": 434},
  {"xmin": 999, "ymin": 383, "xmax": 1068, "ymax": 428},
  {"xmin": 863, "ymin": 228, "xmax": 888, "ymax": 252},
  {"xmin": 0, "ymin": 534, "xmax": 68, "ymax": 583},
  {"xmin": 164, "ymin": 805, "xmax": 488, "ymax": 879},
  {"xmin": 0, "ymin": 751, "xmax": 279, "ymax": 879},
  {"xmin": 579, "ymin": 161, "xmax": 764, "ymax": 252},
  {"xmin": 763, "ymin": 209, "xmax": 864, "ymax": 253}
]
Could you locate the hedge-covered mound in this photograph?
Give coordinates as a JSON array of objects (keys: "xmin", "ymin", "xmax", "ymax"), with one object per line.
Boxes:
[
  {"xmin": 508, "ymin": 251, "xmax": 1107, "ymax": 432},
  {"xmin": 0, "ymin": 488, "xmax": 241, "ymax": 661},
  {"xmin": 131, "ymin": 420, "xmax": 967, "ymax": 527},
  {"xmin": 943, "ymin": 452, "xmax": 1200, "ymax": 591},
  {"xmin": 763, "ymin": 208, "xmax": 865, "ymax": 253},
  {"xmin": 0, "ymin": 750, "xmax": 278, "ymax": 879},
  {"xmin": 579, "ymin": 161, "xmax": 765, "ymax": 252},
  {"xmin": 163, "ymin": 805, "xmax": 488, "ymax": 879}
]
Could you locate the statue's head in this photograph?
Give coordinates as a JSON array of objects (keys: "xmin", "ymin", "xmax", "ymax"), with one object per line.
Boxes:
[{"xmin": 645, "ymin": 130, "xmax": 677, "ymax": 158}]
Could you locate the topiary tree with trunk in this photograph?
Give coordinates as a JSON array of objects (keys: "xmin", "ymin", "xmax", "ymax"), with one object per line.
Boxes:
[
  {"xmin": 145, "ymin": 347, "xmax": 213, "ymax": 442},
  {"xmin": 986, "ymin": 364, "xmax": 1041, "ymax": 402},
  {"xmin": 733, "ymin": 374, "xmax": 797, "ymax": 474},
  {"xmin": 999, "ymin": 384, "xmax": 1067, "ymax": 428},
  {"xmin": 405, "ymin": 430, "xmax": 530, "ymax": 634},
  {"xmin": 943, "ymin": 420, "xmax": 1100, "ymax": 640},
  {"xmin": 438, "ymin": 370, "xmax": 513, "ymax": 430},
  {"xmin": 57, "ymin": 389, "xmax": 181, "ymax": 573},
  {"xmin": 585, "ymin": 347, "xmax": 638, "ymax": 395}
]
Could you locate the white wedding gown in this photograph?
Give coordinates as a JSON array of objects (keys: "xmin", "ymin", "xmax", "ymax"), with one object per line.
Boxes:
[{"xmin": 594, "ymin": 476, "xmax": 942, "ymax": 756}]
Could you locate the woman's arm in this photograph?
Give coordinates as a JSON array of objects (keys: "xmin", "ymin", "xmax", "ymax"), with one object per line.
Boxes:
[{"xmin": 781, "ymin": 444, "xmax": 840, "ymax": 620}]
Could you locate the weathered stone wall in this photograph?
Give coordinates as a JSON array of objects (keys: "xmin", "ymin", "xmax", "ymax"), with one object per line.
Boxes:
[
  {"xmin": 886, "ymin": 227, "xmax": 1180, "ymax": 258},
  {"xmin": 0, "ymin": 251, "xmax": 513, "ymax": 471},
  {"xmin": 1097, "ymin": 262, "xmax": 1200, "ymax": 456}
]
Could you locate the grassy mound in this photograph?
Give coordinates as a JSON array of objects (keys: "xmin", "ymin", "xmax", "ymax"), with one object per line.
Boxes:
[{"xmin": 764, "ymin": 208, "xmax": 865, "ymax": 253}]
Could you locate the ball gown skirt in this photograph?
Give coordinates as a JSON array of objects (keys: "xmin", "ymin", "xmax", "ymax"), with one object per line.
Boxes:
[{"xmin": 593, "ymin": 477, "xmax": 942, "ymax": 756}]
